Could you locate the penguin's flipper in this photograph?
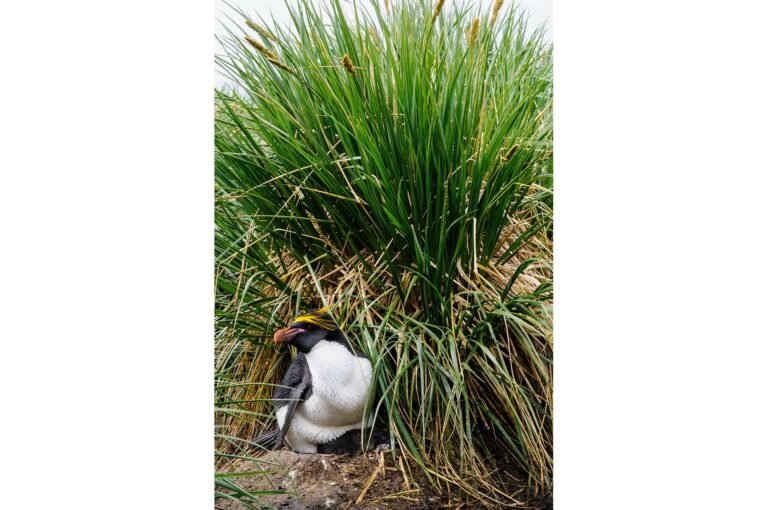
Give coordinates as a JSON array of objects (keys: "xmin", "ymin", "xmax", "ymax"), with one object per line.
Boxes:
[
  {"xmin": 273, "ymin": 353, "xmax": 313, "ymax": 450},
  {"xmin": 275, "ymin": 380, "xmax": 310, "ymax": 450},
  {"xmin": 252, "ymin": 428, "xmax": 279, "ymax": 451}
]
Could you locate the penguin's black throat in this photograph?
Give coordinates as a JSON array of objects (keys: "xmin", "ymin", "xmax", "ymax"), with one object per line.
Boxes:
[{"xmin": 274, "ymin": 323, "xmax": 332, "ymax": 353}]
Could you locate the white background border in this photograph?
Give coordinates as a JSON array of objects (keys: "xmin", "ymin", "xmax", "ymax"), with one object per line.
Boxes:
[{"xmin": 2, "ymin": 1, "xmax": 767, "ymax": 508}]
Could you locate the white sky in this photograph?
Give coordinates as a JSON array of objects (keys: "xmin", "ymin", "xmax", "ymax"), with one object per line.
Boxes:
[{"xmin": 215, "ymin": 0, "xmax": 552, "ymax": 87}]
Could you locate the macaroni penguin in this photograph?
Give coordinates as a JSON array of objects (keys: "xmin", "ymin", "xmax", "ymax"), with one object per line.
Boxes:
[{"xmin": 256, "ymin": 307, "xmax": 380, "ymax": 454}]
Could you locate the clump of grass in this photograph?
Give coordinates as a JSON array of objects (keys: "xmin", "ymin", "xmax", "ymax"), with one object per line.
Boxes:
[{"xmin": 215, "ymin": 0, "xmax": 552, "ymax": 505}]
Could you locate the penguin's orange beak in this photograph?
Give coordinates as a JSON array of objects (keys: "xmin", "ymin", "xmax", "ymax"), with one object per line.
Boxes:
[{"xmin": 273, "ymin": 327, "xmax": 305, "ymax": 343}]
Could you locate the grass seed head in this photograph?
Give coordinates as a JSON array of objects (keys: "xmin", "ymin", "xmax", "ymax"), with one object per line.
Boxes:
[
  {"xmin": 245, "ymin": 35, "xmax": 276, "ymax": 60},
  {"xmin": 431, "ymin": 0, "xmax": 446, "ymax": 25},
  {"xmin": 491, "ymin": 0, "xmax": 504, "ymax": 25},
  {"xmin": 245, "ymin": 19, "xmax": 276, "ymax": 41},
  {"xmin": 342, "ymin": 53, "xmax": 357, "ymax": 77},
  {"xmin": 502, "ymin": 143, "xmax": 519, "ymax": 162},
  {"xmin": 267, "ymin": 57, "xmax": 295, "ymax": 75},
  {"xmin": 245, "ymin": 36, "xmax": 295, "ymax": 75},
  {"xmin": 467, "ymin": 17, "xmax": 480, "ymax": 46}
]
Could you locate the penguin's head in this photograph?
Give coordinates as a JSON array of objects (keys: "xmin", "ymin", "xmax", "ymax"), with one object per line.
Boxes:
[{"xmin": 273, "ymin": 306, "xmax": 339, "ymax": 353}]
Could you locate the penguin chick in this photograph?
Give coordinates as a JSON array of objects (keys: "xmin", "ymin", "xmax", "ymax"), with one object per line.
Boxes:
[{"xmin": 270, "ymin": 307, "xmax": 373, "ymax": 454}]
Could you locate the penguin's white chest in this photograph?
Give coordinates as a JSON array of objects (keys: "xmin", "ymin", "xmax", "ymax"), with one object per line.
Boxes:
[
  {"xmin": 277, "ymin": 340, "xmax": 374, "ymax": 452},
  {"xmin": 302, "ymin": 340, "xmax": 373, "ymax": 427}
]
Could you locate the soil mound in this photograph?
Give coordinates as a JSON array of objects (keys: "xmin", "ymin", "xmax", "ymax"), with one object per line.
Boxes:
[{"xmin": 216, "ymin": 450, "xmax": 551, "ymax": 509}]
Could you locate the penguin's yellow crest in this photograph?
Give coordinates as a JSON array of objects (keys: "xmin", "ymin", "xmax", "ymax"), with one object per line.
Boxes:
[{"xmin": 291, "ymin": 305, "xmax": 336, "ymax": 330}]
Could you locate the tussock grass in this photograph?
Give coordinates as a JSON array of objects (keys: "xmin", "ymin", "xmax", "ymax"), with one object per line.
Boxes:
[{"xmin": 215, "ymin": 0, "xmax": 552, "ymax": 505}]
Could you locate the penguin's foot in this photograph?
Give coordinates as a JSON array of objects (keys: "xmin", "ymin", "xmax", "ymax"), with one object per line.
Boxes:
[
  {"xmin": 316, "ymin": 429, "xmax": 363, "ymax": 455},
  {"xmin": 371, "ymin": 429, "xmax": 391, "ymax": 450},
  {"xmin": 316, "ymin": 427, "xmax": 386, "ymax": 456}
]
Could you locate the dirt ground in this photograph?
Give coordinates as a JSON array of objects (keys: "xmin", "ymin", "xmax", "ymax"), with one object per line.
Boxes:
[{"xmin": 215, "ymin": 450, "xmax": 552, "ymax": 509}]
